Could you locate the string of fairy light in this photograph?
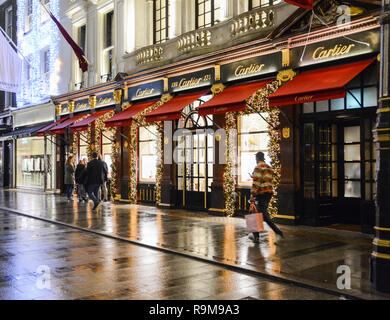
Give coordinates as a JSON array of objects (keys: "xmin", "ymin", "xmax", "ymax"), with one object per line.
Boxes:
[{"xmin": 16, "ymin": 0, "xmax": 61, "ymax": 107}]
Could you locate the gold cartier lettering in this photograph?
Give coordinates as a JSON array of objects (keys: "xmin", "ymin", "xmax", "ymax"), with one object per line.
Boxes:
[
  {"xmin": 313, "ymin": 44, "xmax": 356, "ymax": 60},
  {"xmin": 76, "ymin": 103, "xmax": 87, "ymax": 109},
  {"xmin": 136, "ymin": 88, "xmax": 155, "ymax": 97},
  {"xmin": 178, "ymin": 77, "xmax": 202, "ymax": 88},
  {"xmin": 98, "ymin": 97, "xmax": 112, "ymax": 105},
  {"xmin": 234, "ymin": 64, "xmax": 265, "ymax": 77},
  {"xmin": 295, "ymin": 95, "xmax": 314, "ymax": 102}
]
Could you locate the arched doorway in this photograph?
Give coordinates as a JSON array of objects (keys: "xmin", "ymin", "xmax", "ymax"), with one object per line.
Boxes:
[{"xmin": 176, "ymin": 102, "xmax": 214, "ymax": 211}]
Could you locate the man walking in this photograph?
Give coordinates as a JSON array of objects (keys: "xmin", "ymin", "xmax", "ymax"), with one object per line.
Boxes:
[
  {"xmin": 98, "ymin": 154, "xmax": 109, "ymax": 202},
  {"xmin": 250, "ymin": 151, "xmax": 284, "ymax": 244},
  {"xmin": 86, "ymin": 152, "xmax": 105, "ymax": 211}
]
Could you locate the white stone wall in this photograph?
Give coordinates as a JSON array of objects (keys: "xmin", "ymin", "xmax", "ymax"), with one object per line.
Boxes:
[{"xmin": 58, "ymin": 0, "xmax": 291, "ymax": 93}]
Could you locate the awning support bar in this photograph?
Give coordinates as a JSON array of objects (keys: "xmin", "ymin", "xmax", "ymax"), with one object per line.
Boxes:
[{"xmin": 346, "ymin": 89, "xmax": 362, "ymax": 107}]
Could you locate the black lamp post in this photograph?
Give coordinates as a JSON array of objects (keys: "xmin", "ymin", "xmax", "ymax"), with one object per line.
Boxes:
[{"xmin": 371, "ymin": 0, "xmax": 390, "ymax": 293}]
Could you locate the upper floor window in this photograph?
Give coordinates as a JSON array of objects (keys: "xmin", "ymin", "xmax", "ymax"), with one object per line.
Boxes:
[
  {"xmin": 25, "ymin": 56, "xmax": 33, "ymax": 82},
  {"xmin": 104, "ymin": 11, "xmax": 114, "ymax": 48},
  {"xmin": 195, "ymin": 0, "xmax": 221, "ymax": 29},
  {"xmin": 5, "ymin": 6, "xmax": 13, "ymax": 37},
  {"xmin": 153, "ymin": 0, "xmax": 169, "ymax": 44},
  {"xmin": 42, "ymin": 49, "xmax": 50, "ymax": 75},
  {"xmin": 78, "ymin": 24, "xmax": 86, "ymax": 53},
  {"xmin": 41, "ymin": 0, "xmax": 50, "ymax": 23},
  {"xmin": 25, "ymin": 0, "xmax": 33, "ymax": 33},
  {"xmin": 75, "ymin": 25, "xmax": 86, "ymax": 89},
  {"xmin": 102, "ymin": 10, "xmax": 114, "ymax": 82},
  {"xmin": 248, "ymin": 0, "xmax": 282, "ymax": 9}
]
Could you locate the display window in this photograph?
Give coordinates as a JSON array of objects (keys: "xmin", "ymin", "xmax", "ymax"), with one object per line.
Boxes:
[
  {"xmin": 139, "ymin": 126, "xmax": 158, "ymax": 182},
  {"xmin": 79, "ymin": 134, "xmax": 88, "ymax": 162},
  {"xmin": 16, "ymin": 137, "xmax": 55, "ymax": 189},
  {"xmin": 101, "ymin": 130, "xmax": 113, "ymax": 179},
  {"xmin": 238, "ymin": 113, "xmax": 270, "ymax": 186}
]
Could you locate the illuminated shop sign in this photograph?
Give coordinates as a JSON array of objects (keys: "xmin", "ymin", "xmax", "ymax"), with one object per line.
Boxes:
[
  {"xmin": 75, "ymin": 100, "xmax": 89, "ymax": 111},
  {"xmin": 128, "ymin": 80, "xmax": 164, "ymax": 101},
  {"xmin": 221, "ymin": 53, "xmax": 280, "ymax": 83},
  {"xmin": 96, "ymin": 93, "xmax": 114, "ymax": 108},
  {"xmin": 168, "ymin": 68, "xmax": 214, "ymax": 93},
  {"xmin": 295, "ymin": 29, "xmax": 380, "ymax": 67}
]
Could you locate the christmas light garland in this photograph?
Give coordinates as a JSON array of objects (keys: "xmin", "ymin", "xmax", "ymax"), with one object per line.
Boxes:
[
  {"xmin": 128, "ymin": 100, "xmax": 167, "ymax": 204},
  {"xmin": 223, "ymin": 81, "xmax": 281, "ymax": 217}
]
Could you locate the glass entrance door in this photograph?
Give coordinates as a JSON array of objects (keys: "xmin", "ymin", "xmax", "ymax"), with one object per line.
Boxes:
[
  {"xmin": 338, "ymin": 124, "xmax": 362, "ymax": 224},
  {"xmin": 177, "ymin": 111, "xmax": 213, "ymax": 211}
]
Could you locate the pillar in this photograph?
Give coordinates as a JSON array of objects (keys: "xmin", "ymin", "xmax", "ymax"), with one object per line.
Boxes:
[{"xmin": 371, "ymin": 0, "xmax": 390, "ymax": 293}]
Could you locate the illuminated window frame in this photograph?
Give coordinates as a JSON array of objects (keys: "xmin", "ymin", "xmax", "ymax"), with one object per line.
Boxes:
[
  {"xmin": 195, "ymin": 0, "xmax": 221, "ymax": 29},
  {"xmin": 237, "ymin": 113, "xmax": 270, "ymax": 186},
  {"xmin": 153, "ymin": 0, "xmax": 170, "ymax": 44}
]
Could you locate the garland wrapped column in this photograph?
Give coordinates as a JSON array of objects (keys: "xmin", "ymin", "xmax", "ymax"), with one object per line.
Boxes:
[
  {"xmin": 155, "ymin": 122, "xmax": 164, "ymax": 205},
  {"xmin": 129, "ymin": 124, "xmax": 138, "ymax": 203},
  {"xmin": 223, "ymin": 113, "xmax": 237, "ymax": 216}
]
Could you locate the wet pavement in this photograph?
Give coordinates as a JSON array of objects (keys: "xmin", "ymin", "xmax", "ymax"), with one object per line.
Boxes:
[
  {"xmin": 0, "ymin": 210, "xmax": 341, "ymax": 300},
  {"xmin": 0, "ymin": 189, "xmax": 389, "ymax": 300}
]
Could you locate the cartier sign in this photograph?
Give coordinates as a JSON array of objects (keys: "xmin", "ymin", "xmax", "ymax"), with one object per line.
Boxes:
[
  {"xmin": 128, "ymin": 80, "xmax": 163, "ymax": 101},
  {"xmin": 296, "ymin": 29, "xmax": 379, "ymax": 67},
  {"xmin": 221, "ymin": 53, "xmax": 280, "ymax": 83},
  {"xmin": 96, "ymin": 93, "xmax": 114, "ymax": 108},
  {"xmin": 168, "ymin": 68, "xmax": 214, "ymax": 93}
]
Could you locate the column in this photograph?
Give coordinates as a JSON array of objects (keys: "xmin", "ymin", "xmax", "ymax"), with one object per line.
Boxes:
[
  {"xmin": 160, "ymin": 121, "xmax": 178, "ymax": 207},
  {"xmin": 209, "ymin": 114, "xmax": 226, "ymax": 215},
  {"xmin": 114, "ymin": 0, "xmax": 125, "ymax": 73},
  {"xmin": 371, "ymin": 0, "xmax": 390, "ymax": 293},
  {"xmin": 124, "ymin": 0, "xmax": 136, "ymax": 53},
  {"xmin": 169, "ymin": 0, "xmax": 182, "ymax": 39},
  {"xmin": 87, "ymin": 4, "xmax": 98, "ymax": 86}
]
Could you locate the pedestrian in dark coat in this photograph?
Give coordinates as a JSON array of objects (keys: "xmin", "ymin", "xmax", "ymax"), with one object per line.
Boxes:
[
  {"xmin": 75, "ymin": 160, "xmax": 88, "ymax": 202},
  {"xmin": 98, "ymin": 154, "xmax": 109, "ymax": 201},
  {"xmin": 64, "ymin": 156, "xmax": 75, "ymax": 201},
  {"xmin": 86, "ymin": 152, "xmax": 105, "ymax": 211}
]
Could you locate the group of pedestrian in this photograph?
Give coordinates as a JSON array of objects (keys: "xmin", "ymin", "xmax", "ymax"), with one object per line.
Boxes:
[{"xmin": 64, "ymin": 152, "xmax": 109, "ymax": 211}]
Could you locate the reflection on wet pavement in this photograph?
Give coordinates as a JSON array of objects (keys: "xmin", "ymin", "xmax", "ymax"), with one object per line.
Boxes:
[
  {"xmin": 0, "ymin": 212, "xmax": 342, "ymax": 300},
  {"xmin": 0, "ymin": 189, "xmax": 389, "ymax": 300}
]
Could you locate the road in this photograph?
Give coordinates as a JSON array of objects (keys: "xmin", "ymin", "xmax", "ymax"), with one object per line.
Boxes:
[{"xmin": 0, "ymin": 210, "xmax": 341, "ymax": 300}]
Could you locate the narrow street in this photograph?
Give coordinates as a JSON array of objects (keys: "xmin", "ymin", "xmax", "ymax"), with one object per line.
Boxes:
[{"xmin": 1, "ymin": 189, "xmax": 389, "ymax": 300}]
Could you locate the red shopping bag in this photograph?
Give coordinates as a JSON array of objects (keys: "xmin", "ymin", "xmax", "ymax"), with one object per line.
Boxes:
[{"xmin": 245, "ymin": 203, "xmax": 264, "ymax": 233}]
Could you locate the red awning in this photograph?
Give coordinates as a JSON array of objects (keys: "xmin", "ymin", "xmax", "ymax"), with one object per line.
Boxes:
[
  {"xmin": 70, "ymin": 109, "xmax": 113, "ymax": 133},
  {"xmin": 268, "ymin": 59, "xmax": 375, "ymax": 107},
  {"xmin": 145, "ymin": 91, "xmax": 209, "ymax": 123},
  {"xmin": 49, "ymin": 114, "xmax": 86, "ymax": 134},
  {"xmin": 36, "ymin": 117, "xmax": 69, "ymax": 136},
  {"xmin": 104, "ymin": 100, "xmax": 159, "ymax": 128},
  {"xmin": 196, "ymin": 79, "xmax": 273, "ymax": 116}
]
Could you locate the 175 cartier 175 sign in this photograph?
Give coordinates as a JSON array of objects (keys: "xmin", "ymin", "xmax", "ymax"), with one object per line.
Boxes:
[{"xmin": 168, "ymin": 68, "xmax": 214, "ymax": 93}]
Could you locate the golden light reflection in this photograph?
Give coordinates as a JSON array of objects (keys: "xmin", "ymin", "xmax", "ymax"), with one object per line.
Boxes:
[
  {"xmin": 157, "ymin": 214, "xmax": 164, "ymax": 245},
  {"xmin": 87, "ymin": 206, "xmax": 93, "ymax": 229},
  {"xmin": 129, "ymin": 206, "xmax": 138, "ymax": 240},
  {"xmin": 223, "ymin": 223, "xmax": 237, "ymax": 263},
  {"xmin": 112, "ymin": 206, "xmax": 118, "ymax": 233}
]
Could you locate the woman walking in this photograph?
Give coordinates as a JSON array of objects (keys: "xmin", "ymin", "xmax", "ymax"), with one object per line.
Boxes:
[
  {"xmin": 75, "ymin": 159, "xmax": 88, "ymax": 202},
  {"xmin": 64, "ymin": 155, "xmax": 76, "ymax": 202}
]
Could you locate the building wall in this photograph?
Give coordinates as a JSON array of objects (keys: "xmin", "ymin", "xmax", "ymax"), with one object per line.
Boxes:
[
  {"xmin": 0, "ymin": 0, "xmax": 17, "ymax": 113},
  {"xmin": 61, "ymin": 0, "xmax": 288, "ymax": 92}
]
